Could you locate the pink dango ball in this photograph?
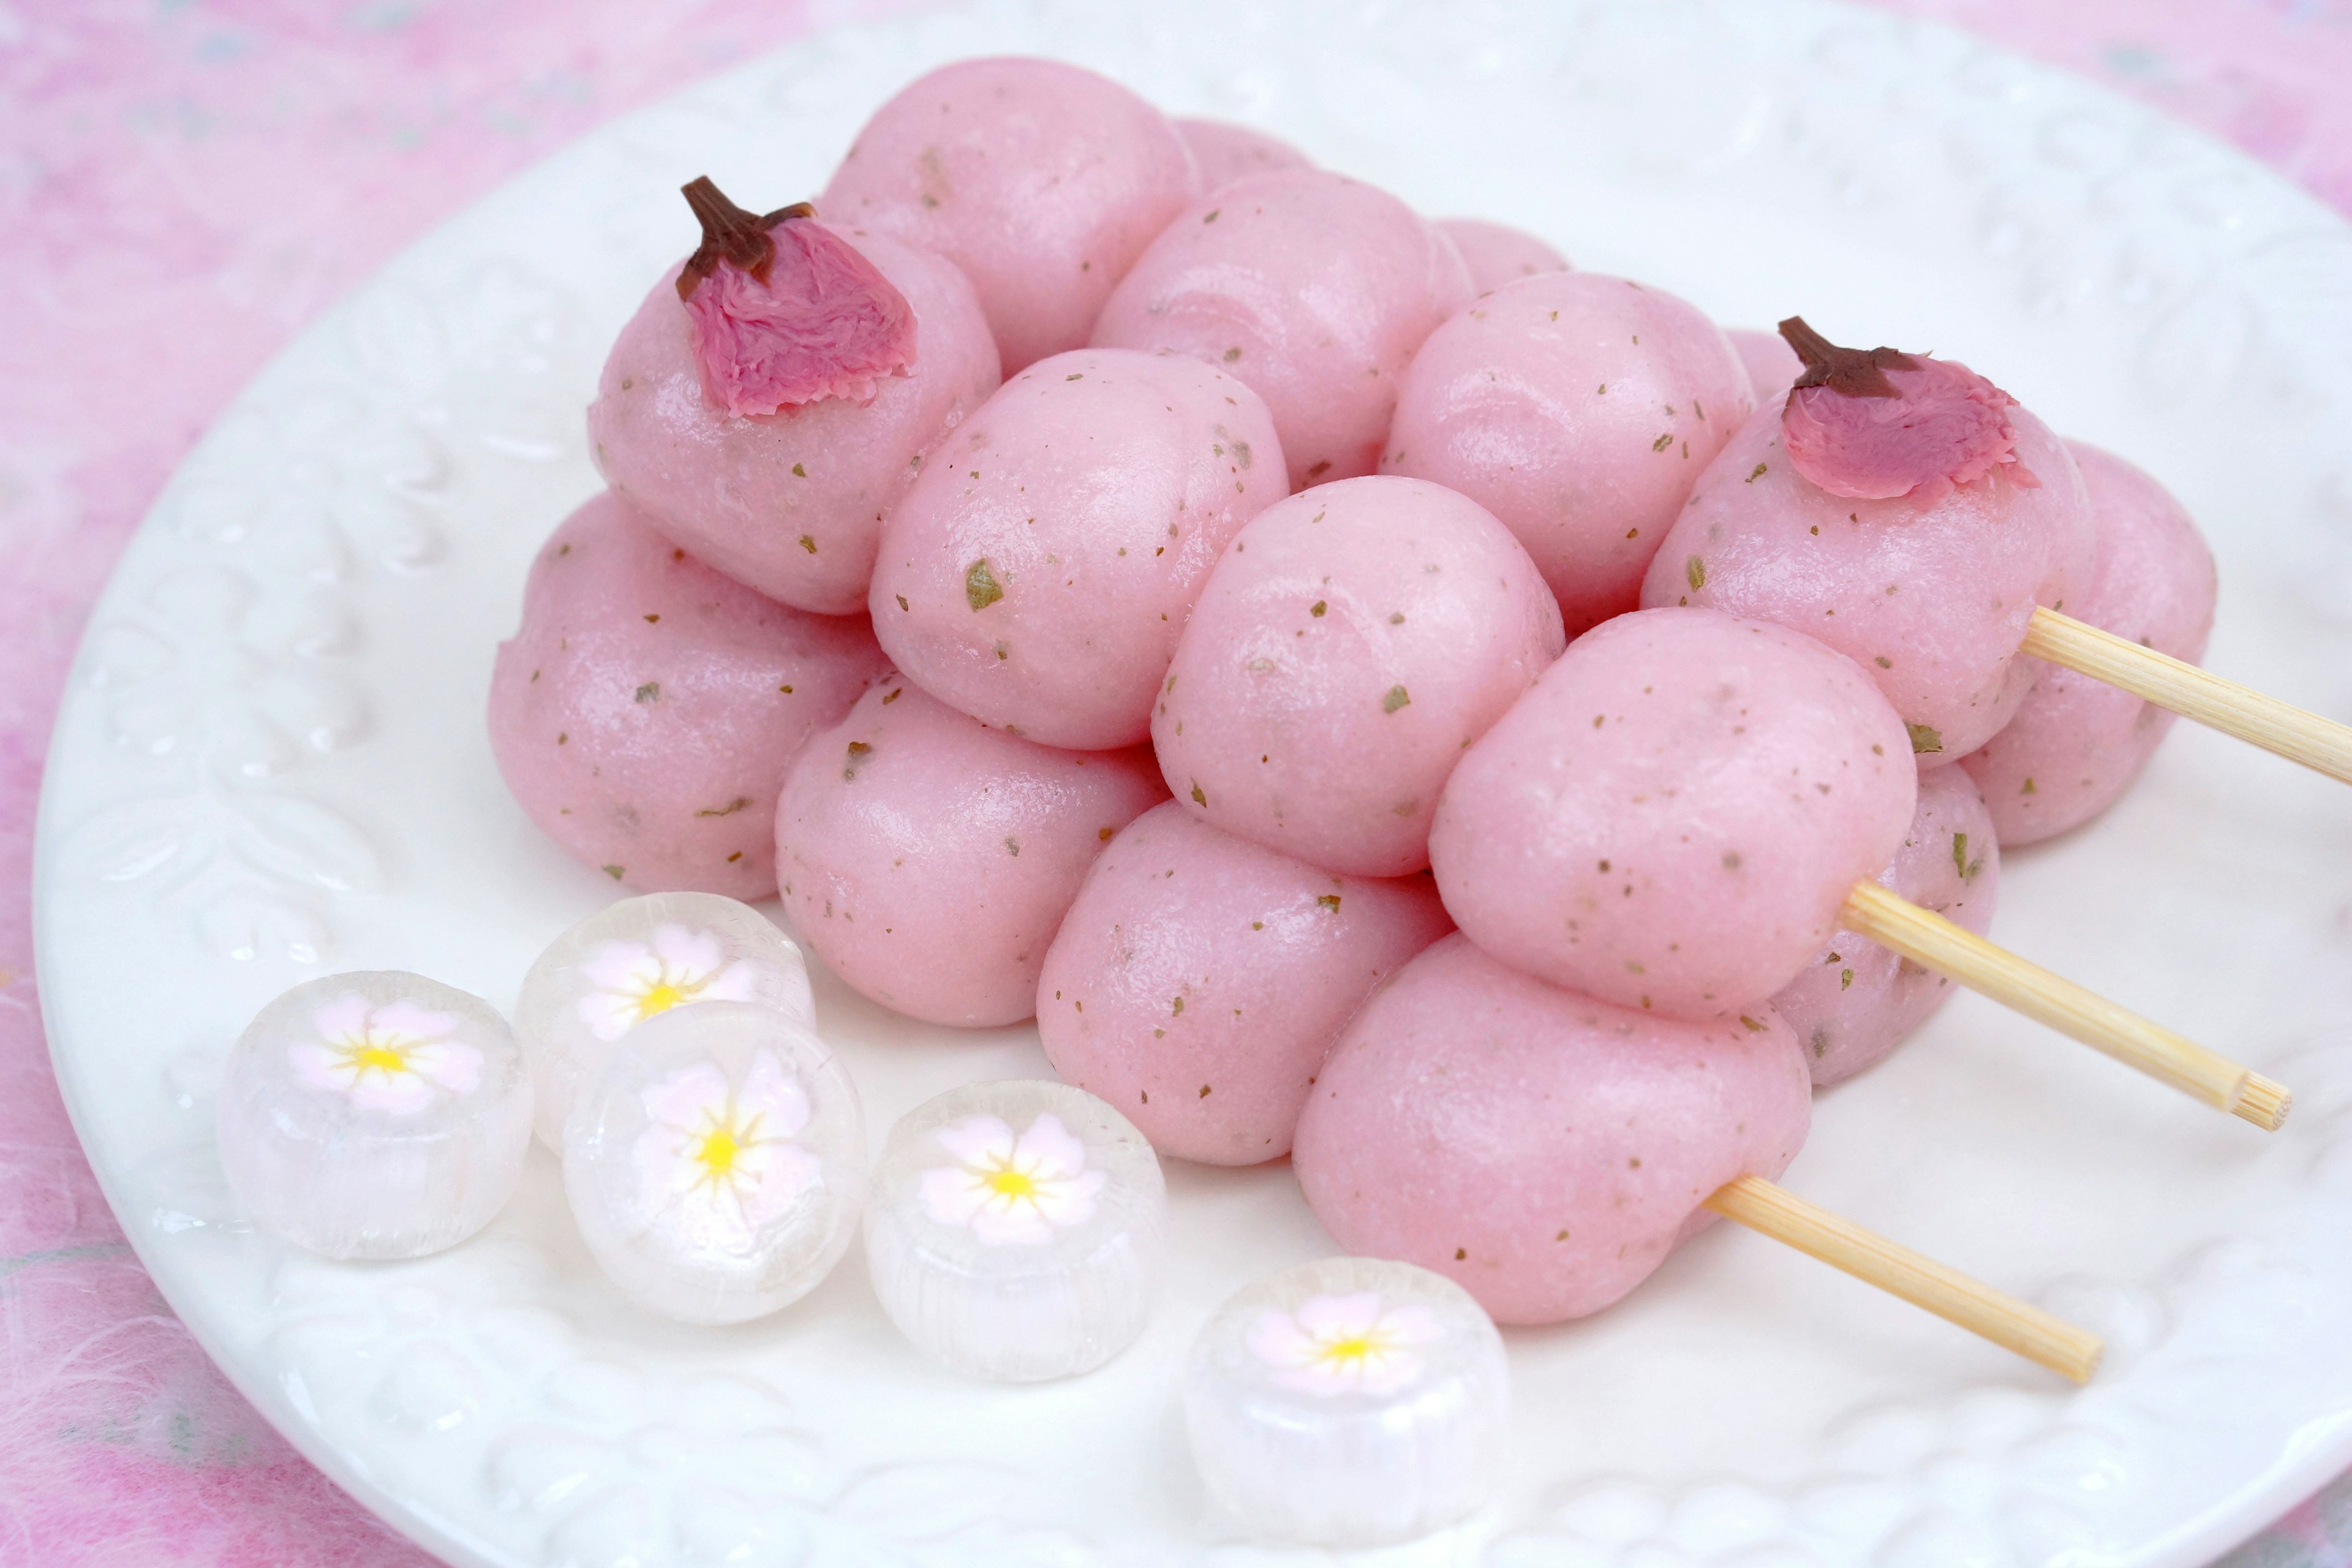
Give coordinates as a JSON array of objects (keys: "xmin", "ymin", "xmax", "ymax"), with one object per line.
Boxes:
[
  {"xmin": 1639, "ymin": 320, "xmax": 2096, "ymax": 765},
  {"xmin": 588, "ymin": 183, "xmax": 1000, "ymax": 615},
  {"xmin": 1154, "ymin": 476, "xmax": 1565, "ymax": 878},
  {"xmin": 1385, "ymin": 272, "xmax": 1755, "ymax": 636},
  {"xmin": 1175, "ymin": 117, "xmax": 1312, "ymax": 194},
  {"xmin": 488, "ymin": 491, "xmax": 890, "ymax": 899},
  {"xmin": 1036, "ymin": 802, "xmax": 1453, "ymax": 1165},
  {"xmin": 1771, "ymin": 766, "xmax": 2000, "ymax": 1087},
  {"xmin": 1435, "ymin": 217, "xmax": 1570, "ymax": 295},
  {"xmin": 774, "ymin": 676, "xmax": 1167, "ymax": 1027},
  {"xmin": 1428, "ymin": 607, "xmax": 1915, "ymax": 1021},
  {"xmin": 1091, "ymin": 169, "xmax": 1475, "ymax": 491},
  {"xmin": 1292, "ymin": 934, "xmax": 1812, "ymax": 1325},
  {"xmin": 1961, "ymin": 442, "xmax": 2217, "ymax": 845},
  {"xmin": 820, "ymin": 58, "xmax": 1199, "ymax": 375},
  {"xmin": 869, "ymin": 348, "xmax": 1286, "ymax": 750},
  {"xmin": 1725, "ymin": 326, "xmax": 1803, "ymax": 402}
]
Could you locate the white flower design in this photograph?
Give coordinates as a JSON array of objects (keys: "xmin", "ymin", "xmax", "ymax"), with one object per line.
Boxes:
[
  {"xmin": 918, "ymin": 1113, "xmax": 1106, "ymax": 1247},
  {"xmin": 1247, "ymin": 1292, "xmax": 1446, "ymax": 1397},
  {"xmin": 631, "ymin": 1051, "xmax": 821, "ymax": 1254},
  {"xmin": 287, "ymin": 994, "xmax": 483, "ymax": 1115},
  {"xmin": 575, "ymin": 924, "xmax": 758, "ymax": 1042}
]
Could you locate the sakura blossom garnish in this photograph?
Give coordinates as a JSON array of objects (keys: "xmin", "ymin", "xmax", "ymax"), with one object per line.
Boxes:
[
  {"xmin": 1246, "ymin": 1291, "xmax": 1446, "ymax": 1397},
  {"xmin": 918, "ymin": 1111, "xmax": 1107, "ymax": 1246},
  {"xmin": 575, "ymin": 923, "xmax": 758, "ymax": 1042},
  {"xmin": 1777, "ymin": 315, "xmax": 2033, "ymax": 502},
  {"xmin": 287, "ymin": 993, "xmax": 484, "ymax": 1115},
  {"xmin": 677, "ymin": 176, "xmax": 917, "ymax": 417}
]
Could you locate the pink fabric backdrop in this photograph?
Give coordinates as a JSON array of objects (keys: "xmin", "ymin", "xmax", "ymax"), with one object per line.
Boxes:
[{"xmin": 5, "ymin": 2, "xmax": 2350, "ymax": 1562}]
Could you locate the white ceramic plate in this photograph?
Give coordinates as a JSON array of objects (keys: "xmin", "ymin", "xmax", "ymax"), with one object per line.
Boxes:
[{"xmin": 34, "ymin": 2, "xmax": 2352, "ymax": 1564}]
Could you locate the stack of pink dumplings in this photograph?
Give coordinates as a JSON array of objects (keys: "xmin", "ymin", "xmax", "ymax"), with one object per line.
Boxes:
[{"xmin": 488, "ymin": 54, "xmax": 2220, "ymax": 1335}]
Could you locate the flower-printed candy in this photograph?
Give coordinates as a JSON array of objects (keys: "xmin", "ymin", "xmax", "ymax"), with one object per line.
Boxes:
[
  {"xmin": 216, "ymin": 972, "xmax": 533, "ymax": 1259},
  {"xmin": 1185, "ymin": 1256, "xmax": 1508, "ymax": 1547},
  {"xmin": 564, "ymin": 1001, "xmax": 865, "ymax": 1325},
  {"xmin": 515, "ymin": 891, "xmax": 817, "ymax": 1150},
  {"xmin": 865, "ymin": 1080, "xmax": 1166, "ymax": 1381}
]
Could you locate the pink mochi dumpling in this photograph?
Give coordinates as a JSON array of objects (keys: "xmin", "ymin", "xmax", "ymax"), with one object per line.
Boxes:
[
  {"xmin": 774, "ymin": 677, "xmax": 1166, "ymax": 1027},
  {"xmin": 1436, "ymin": 217, "xmax": 1570, "ymax": 294},
  {"xmin": 1640, "ymin": 371, "xmax": 2093, "ymax": 765},
  {"xmin": 1771, "ymin": 766, "xmax": 2000, "ymax": 1087},
  {"xmin": 590, "ymin": 217, "xmax": 1000, "ymax": 615},
  {"xmin": 1386, "ymin": 273, "xmax": 1755, "ymax": 636},
  {"xmin": 1176, "ymin": 117, "xmax": 1311, "ymax": 193},
  {"xmin": 869, "ymin": 349, "xmax": 1287, "ymax": 750},
  {"xmin": 1155, "ymin": 476, "xmax": 1566, "ymax": 878},
  {"xmin": 1727, "ymin": 327, "xmax": 1803, "ymax": 402},
  {"xmin": 489, "ymin": 492, "xmax": 889, "ymax": 899},
  {"xmin": 1429, "ymin": 607, "xmax": 1916, "ymax": 1020},
  {"xmin": 1292, "ymin": 934, "xmax": 1812, "ymax": 1326},
  {"xmin": 1961, "ymin": 442, "xmax": 2217, "ymax": 845},
  {"xmin": 1036, "ymin": 802, "xmax": 1452, "ymax": 1166},
  {"xmin": 1091, "ymin": 169, "xmax": 1475, "ymax": 490},
  {"xmin": 820, "ymin": 58, "xmax": 1199, "ymax": 375}
]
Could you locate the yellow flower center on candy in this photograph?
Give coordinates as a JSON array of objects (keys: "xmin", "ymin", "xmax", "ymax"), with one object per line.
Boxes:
[
  {"xmin": 985, "ymin": 1167, "xmax": 1038, "ymax": 1200},
  {"xmin": 697, "ymin": 1127, "xmax": 741, "ymax": 1177},
  {"xmin": 351, "ymin": 1044, "xmax": 410, "ymax": 1075},
  {"xmin": 1319, "ymin": 1335, "xmax": 1377, "ymax": 1368},
  {"xmin": 636, "ymin": 981, "xmax": 689, "ymax": 1020}
]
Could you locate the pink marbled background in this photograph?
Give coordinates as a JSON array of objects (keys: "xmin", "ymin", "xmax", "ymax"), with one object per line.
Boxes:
[{"xmin": 6, "ymin": 2, "xmax": 2352, "ymax": 1563}]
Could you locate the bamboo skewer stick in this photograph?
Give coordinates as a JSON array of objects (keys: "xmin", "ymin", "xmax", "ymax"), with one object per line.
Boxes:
[
  {"xmin": 2022, "ymin": 606, "xmax": 2352, "ymax": 786},
  {"xmin": 1839, "ymin": 880, "xmax": 2290, "ymax": 1129},
  {"xmin": 1704, "ymin": 1175, "xmax": 2103, "ymax": 1384}
]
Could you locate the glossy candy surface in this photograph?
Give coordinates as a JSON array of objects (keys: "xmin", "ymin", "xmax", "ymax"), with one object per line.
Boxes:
[
  {"xmin": 820, "ymin": 58, "xmax": 1198, "ymax": 374},
  {"xmin": 1293, "ymin": 935, "xmax": 1812, "ymax": 1324},
  {"xmin": 217, "ymin": 972, "xmax": 532, "ymax": 1260},
  {"xmin": 563, "ymin": 1001, "xmax": 866, "ymax": 1324},
  {"xmin": 869, "ymin": 348, "xmax": 1286, "ymax": 749},
  {"xmin": 864, "ymin": 1079, "xmax": 1167, "ymax": 1380},
  {"xmin": 514, "ymin": 891, "xmax": 818, "ymax": 1149},
  {"xmin": 1185, "ymin": 1255, "xmax": 1509, "ymax": 1547},
  {"xmin": 1386, "ymin": 272, "xmax": 1755, "ymax": 635},
  {"xmin": 1154, "ymin": 476, "xmax": 1564, "ymax": 876},
  {"xmin": 1640, "ymin": 362, "xmax": 2095, "ymax": 764},
  {"xmin": 1436, "ymin": 216, "xmax": 1569, "ymax": 293},
  {"xmin": 1961, "ymin": 442, "xmax": 2217, "ymax": 845},
  {"xmin": 487, "ymin": 492, "xmax": 889, "ymax": 898},
  {"xmin": 1091, "ymin": 169, "xmax": 1474, "ymax": 489},
  {"xmin": 1036, "ymin": 802, "xmax": 1452, "ymax": 1164},
  {"xmin": 1175, "ymin": 116, "xmax": 1311, "ymax": 193},
  {"xmin": 1771, "ymin": 766, "xmax": 2000, "ymax": 1087},
  {"xmin": 1430, "ymin": 607, "xmax": 1915, "ymax": 1019},
  {"xmin": 774, "ymin": 678, "xmax": 1166, "ymax": 1027},
  {"xmin": 588, "ymin": 228, "xmax": 999, "ymax": 614}
]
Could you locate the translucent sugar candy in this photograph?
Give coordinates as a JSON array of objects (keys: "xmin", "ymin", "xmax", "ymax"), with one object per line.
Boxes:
[
  {"xmin": 515, "ymin": 891, "xmax": 817, "ymax": 1150},
  {"xmin": 216, "ymin": 971, "xmax": 533, "ymax": 1260},
  {"xmin": 1184, "ymin": 1256, "xmax": 1510, "ymax": 1547},
  {"xmin": 864, "ymin": 1079, "xmax": 1167, "ymax": 1381},
  {"xmin": 562, "ymin": 1000, "xmax": 864, "ymax": 1324}
]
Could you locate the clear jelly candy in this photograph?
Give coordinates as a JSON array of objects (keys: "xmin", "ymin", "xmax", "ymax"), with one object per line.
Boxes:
[
  {"xmin": 515, "ymin": 891, "xmax": 817, "ymax": 1150},
  {"xmin": 562, "ymin": 1000, "xmax": 864, "ymax": 1324},
  {"xmin": 216, "ymin": 971, "xmax": 533, "ymax": 1259},
  {"xmin": 1184, "ymin": 1256, "xmax": 1510, "ymax": 1546},
  {"xmin": 864, "ymin": 1079, "xmax": 1166, "ymax": 1381}
]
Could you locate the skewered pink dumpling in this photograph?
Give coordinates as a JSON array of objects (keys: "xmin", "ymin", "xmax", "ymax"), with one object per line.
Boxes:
[
  {"xmin": 489, "ymin": 491, "xmax": 889, "ymax": 898},
  {"xmin": 1960, "ymin": 442, "xmax": 2217, "ymax": 845},
  {"xmin": 589, "ymin": 181, "xmax": 1000, "ymax": 615},
  {"xmin": 1385, "ymin": 273, "xmax": 1755, "ymax": 636},
  {"xmin": 820, "ymin": 58, "xmax": 1199, "ymax": 374},
  {"xmin": 1091, "ymin": 170, "xmax": 1475, "ymax": 489},
  {"xmin": 869, "ymin": 349, "xmax": 1286, "ymax": 750},
  {"xmin": 1036, "ymin": 802, "xmax": 1452, "ymax": 1164},
  {"xmin": 1640, "ymin": 320, "xmax": 2095, "ymax": 764},
  {"xmin": 1435, "ymin": 218, "xmax": 1570, "ymax": 294},
  {"xmin": 1726, "ymin": 327, "xmax": 1803, "ymax": 402},
  {"xmin": 1428, "ymin": 607, "xmax": 1915, "ymax": 1020},
  {"xmin": 1770, "ymin": 766, "xmax": 2000, "ymax": 1087},
  {"xmin": 1292, "ymin": 934, "xmax": 1811, "ymax": 1325},
  {"xmin": 1154, "ymin": 476, "xmax": 1565, "ymax": 878},
  {"xmin": 1175, "ymin": 117, "xmax": 1311, "ymax": 194},
  {"xmin": 774, "ymin": 677, "xmax": 1166, "ymax": 1027}
]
